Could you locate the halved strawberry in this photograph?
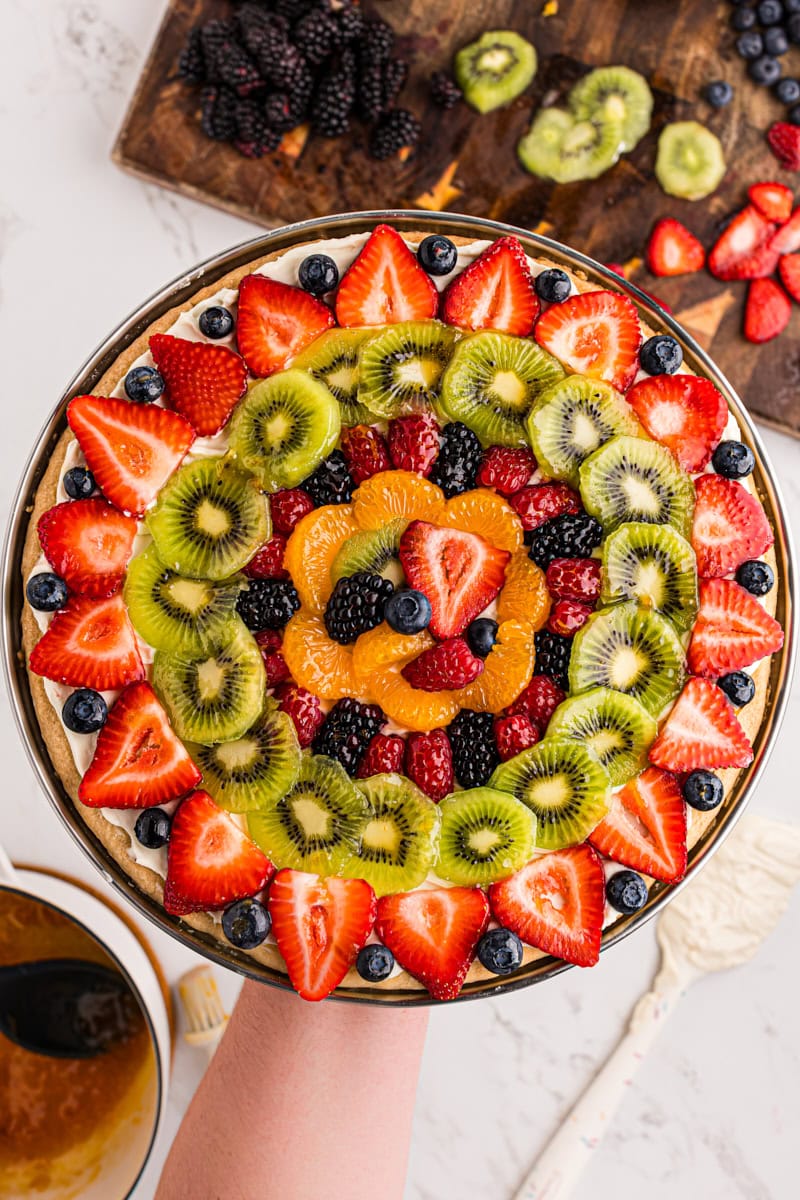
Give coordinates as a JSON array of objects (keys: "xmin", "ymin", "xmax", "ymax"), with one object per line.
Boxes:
[
  {"xmin": 335, "ymin": 225, "xmax": 438, "ymax": 327},
  {"xmin": 646, "ymin": 218, "xmax": 705, "ymax": 277},
  {"xmin": 649, "ymin": 676, "xmax": 753, "ymax": 772},
  {"xmin": 236, "ymin": 274, "xmax": 335, "ymax": 376},
  {"xmin": 38, "ymin": 499, "xmax": 137, "ymax": 597},
  {"xmin": 589, "ymin": 767, "xmax": 687, "ymax": 884},
  {"xmin": 744, "ymin": 277, "xmax": 792, "ymax": 344},
  {"xmin": 778, "ymin": 253, "xmax": 800, "ymax": 301},
  {"xmin": 625, "ymin": 374, "xmax": 727, "ymax": 472},
  {"xmin": 707, "ymin": 205, "xmax": 779, "ymax": 281},
  {"xmin": 376, "ymin": 885, "xmax": 489, "ymax": 1000},
  {"xmin": 441, "ymin": 236, "xmax": 539, "ymax": 335},
  {"xmin": 67, "ymin": 394, "xmax": 194, "ymax": 517},
  {"xmin": 79, "ymin": 681, "xmax": 202, "ymax": 808},
  {"xmin": 488, "ymin": 845, "xmax": 605, "ymax": 968},
  {"xmin": 767, "ymin": 121, "xmax": 800, "ymax": 171},
  {"xmin": 768, "ymin": 207, "xmax": 800, "ymax": 255},
  {"xmin": 29, "ymin": 593, "xmax": 144, "ymax": 690},
  {"xmin": 268, "ymin": 869, "xmax": 376, "ymax": 1001},
  {"xmin": 149, "ymin": 333, "xmax": 247, "ymax": 436},
  {"xmin": 748, "ymin": 181, "xmax": 793, "ymax": 224},
  {"xmin": 399, "ymin": 520, "xmax": 510, "ymax": 639},
  {"xmin": 534, "ymin": 290, "xmax": 641, "ymax": 391},
  {"xmin": 687, "ymin": 578, "xmax": 784, "ymax": 677},
  {"xmin": 691, "ymin": 474, "xmax": 774, "ymax": 578},
  {"xmin": 164, "ymin": 790, "xmax": 273, "ymax": 917}
]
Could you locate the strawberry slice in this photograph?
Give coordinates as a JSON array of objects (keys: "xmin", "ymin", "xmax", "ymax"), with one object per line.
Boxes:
[
  {"xmin": 38, "ymin": 499, "xmax": 137, "ymax": 597},
  {"xmin": 376, "ymin": 886, "xmax": 489, "ymax": 1000},
  {"xmin": 29, "ymin": 593, "xmax": 144, "ymax": 690},
  {"xmin": 489, "ymin": 845, "xmax": 605, "ymax": 968},
  {"xmin": 687, "ymin": 578, "xmax": 784, "ymax": 677},
  {"xmin": 779, "ymin": 253, "xmax": 800, "ymax": 302},
  {"xmin": 748, "ymin": 181, "xmax": 793, "ymax": 224},
  {"xmin": 335, "ymin": 225, "xmax": 438, "ymax": 327},
  {"xmin": 534, "ymin": 290, "xmax": 641, "ymax": 391},
  {"xmin": 79, "ymin": 681, "xmax": 202, "ymax": 808},
  {"xmin": 744, "ymin": 277, "xmax": 792, "ymax": 344},
  {"xmin": 646, "ymin": 218, "xmax": 705, "ymax": 277},
  {"xmin": 441, "ymin": 236, "xmax": 539, "ymax": 335},
  {"xmin": 649, "ymin": 677, "xmax": 754, "ymax": 772},
  {"xmin": 691, "ymin": 474, "xmax": 774, "ymax": 578},
  {"xmin": 769, "ymin": 208, "xmax": 800, "ymax": 255},
  {"xmin": 625, "ymin": 374, "xmax": 727, "ymax": 472},
  {"xmin": 268, "ymin": 869, "xmax": 376, "ymax": 1001},
  {"xmin": 236, "ymin": 274, "xmax": 335, "ymax": 376},
  {"xmin": 164, "ymin": 790, "xmax": 273, "ymax": 917},
  {"xmin": 67, "ymin": 394, "xmax": 194, "ymax": 517},
  {"xmin": 707, "ymin": 205, "xmax": 779, "ymax": 281},
  {"xmin": 149, "ymin": 333, "xmax": 247, "ymax": 436},
  {"xmin": 589, "ymin": 767, "xmax": 687, "ymax": 884},
  {"xmin": 399, "ymin": 520, "xmax": 510, "ymax": 639},
  {"xmin": 767, "ymin": 121, "xmax": 800, "ymax": 171}
]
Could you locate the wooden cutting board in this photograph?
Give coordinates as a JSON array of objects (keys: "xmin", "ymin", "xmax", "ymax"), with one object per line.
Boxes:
[{"xmin": 114, "ymin": 0, "xmax": 800, "ymax": 438}]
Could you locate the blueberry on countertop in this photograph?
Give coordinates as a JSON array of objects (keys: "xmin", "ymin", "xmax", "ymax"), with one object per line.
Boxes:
[
  {"xmin": 788, "ymin": 102, "xmax": 800, "ymax": 123},
  {"xmin": 26, "ymin": 572, "xmax": 68, "ymax": 612},
  {"xmin": 384, "ymin": 588, "xmax": 432, "ymax": 635},
  {"xmin": 683, "ymin": 770, "xmax": 724, "ymax": 812},
  {"xmin": 199, "ymin": 305, "xmax": 235, "ymax": 339},
  {"xmin": 757, "ymin": 0, "xmax": 785, "ymax": 24},
  {"xmin": 222, "ymin": 897, "xmax": 271, "ymax": 949},
  {"xmin": 535, "ymin": 268, "xmax": 572, "ymax": 304},
  {"xmin": 705, "ymin": 80, "xmax": 734, "ymax": 108},
  {"xmin": 356, "ymin": 942, "xmax": 395, "ymax": 982},
  {"xmin": 711, "ymin": 439, "xmax": 755, "ymax": 478},
  {"xmin": 640, "ymin": 334, "xmax": 683, "ymax": 375},
  {"xmin": 748, "ymin": 56, "xmax": 782, "ymax": 86},
  {"xmin": 736, "ymin": 559, "xmax": 774, "ymax": 595},
  {"xmin": 125, "ymin": 364, "xmax": 165, "ymax": 403},
  {"xmin": 477, "ymin": 927, "xmax": 524, "ymax": 975},
  {"xmin": 298, "ymin": 253, "xmax": 339, "ymax": 296},
  {"xmin": 764, "ymin": 26, "xmax": 789, "ymax": 56},
  {"xmin": 63, "ymin": 466, "xmax": 95, "ymax": 499},
  {"xmin": 736, "ymin": 31, "xmax": 764, "ymax": 59},
  {"xmin": 466, "ymin": 618, "xmax": 499, "ymax": 659},
  {"xmin": 718, "ymin": 671, "xmax": 756, "ymax": 707},
  {"xmin": 417, "ymin": 235, "xmax": 458, "ymax": 276},
  {"xmin": 606, "ymin": 870, "xmax": 649, "ymax": 915},
  {"xmin": 62, "ymin": 688, "xmax": 108, "ymax": 734},
  {"xmin": 775, "ymin": 76, "xmax": 800, "ymax": 103},
  {"xmin": 731, "ymin": 8, "xmax": 757, "ymax": 32},
  {"xmin": 134, "ymin": 807, "xmax": 172, "ymax": 850}
]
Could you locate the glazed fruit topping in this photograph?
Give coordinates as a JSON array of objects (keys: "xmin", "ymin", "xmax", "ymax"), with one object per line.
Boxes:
[
  {"xmin": 441, "ymin": 235, "xmax": 540, "ymax": 336},
  {"xmin": 547, "ymin": 599, "xmax": 593, "ymax": 637},
  {"xmin": 711, "ymin": 439, "xmax": 755, "ymax": 479},
  {"xmin": 404, "ymin": 729, "xmax": 454, "ymax": 800},
  {"xmin": 639, "ymin": 335, "xmax": 683, "ymax": 376},
  {"xmin": 545, "ymin": 556, "xmax": 601, "ymax": 604},
  {"xmin": 399, "ymin": 521, "xmax": 510, "ymax": 639},
  {"xmin": 625, "ymin": 374, "xmax": 728, "ymax": 472},
  {"xmin": 222, "ymin": 897, "xmax": 271, "ymax": 949},
  {"xmin": 312, "ymin": 697, "xmax": 386, "ymax": 775},
  {"xmin": 691, "ymin": 474, "xmax": 774, "ymax": 578},
  {"xmin": 324, "ymin": 572, "xmax": 395, "ymax": 644},
  {"xmin": 198, "ymin": 305, "xmax": 235, "ymax": 339},
  {"xmin": 384, "ymin": 588, "xmax": 432, "ymax": 635},
  {"xmin": 38, "ymin": 500, "xmax": 137, "ymax": 598},
  {"xmin": 269, "ymin": 487, "xmax": 315, "ymax": 533},
  {"xmin": 494, "ymin": 713, "xmax": 540, "ymax": 761},
  {"xmin": 476, "ymin": 446, "xmax": 536, "ymax": 495},
  {"xmin": 30, "ymin": 593, "xmax": 144, "ymax": 690},
  {"xmin": 26, "ymin": 572, "xmax": 68, "ymax": 613},
  {"xmin": 149, "ymin": 333, "xmax": 248, "ymax": 436},
  {"xmin": 736, "ymin": 559, "xmax": 774, "ymax": 595},
  {"xmin": 244, "ymin": 533, "xmax": 289, "ymax": 580},
  {"xmin": 401, "ymin": 637, "xmax": 485, "ymax": 691},
  {"xmin": 387, "ymin": 412, "xmax": 441, "ymax": 476},
  {"xmin": 275, "ymin": 683, "xmax": 325, "ymax": 748},
  {"xmin": 649, "ymin": 676, "xmax": 754, "ymax": 772},
  {"xmin": 135, "ymin": 807, "xmax": 171, "ymax": 850},
  {"xmin": 357, "ymin": 733, "xmax": 406, "ymax": 778},
  {"xmin": 509, "ymin": 482, "xmax": 582, "ymax": 530},
  {"xmin": 62, "ymin": 688, "xmax": 107, "ymax": 734},
  {"xmin": 646, "ymin": 217, "xmax": 705, "ymax": 277},
  {"xmin": 687, "ymin": 578, "xmax": 784, "ymax": 676},
  {"xmin": 528, "ymin": 513, "xmax": 603, "ymax": 569},
  {"xmin": 236, "ymin": 274, "xmax": 335, "ymax": 377},
  {"xmin": 448, "ymin": 710, "xmax": 499, "ymax": 788},
  {"xmin": 507, "ymin": 674, "xmax": 565, "ymax": 731},
  {"xmin": 465, "ymin": 617, "xmax": 498, "ymax": 658},
  {"xmin": 335, "ymin": 224, "xmax": 438, "ymax": 327},
  {"xmin": 63, "ymin": 466, "xmax": 96, "ymax": 500},
  {"xmin": 534, "ymin": 290, "xmax": 642, "ymax": 392},
  {"xmin": 340, "ymin": 424, "xmax": 391, "ymax": 484},
  {"xmin": 605, "ymin": 870, "xmax": 648, "ymax": 915},
  {"xmin": 682, "ymin": 769, "xmax": 724, "ymax": 812},
  {"xmin": 376, "ymin": 885, "xmax": 490, "ymax": 1000},
  {"xmin": 590, "ymin": 766, "xmax": 687, "ymax": 884}
]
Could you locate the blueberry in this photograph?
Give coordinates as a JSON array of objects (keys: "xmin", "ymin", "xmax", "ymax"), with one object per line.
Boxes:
[
  {"xmin": 605, "ymin": 870, "xmax": 649, "ymax": 915},
  {"xmin": 63, "ymin": 466, "xmax": 95, "ymax": 499},
  {"xmin": 718, "ymin": 671, "xmax": 756, "ymax": 707},
  {"xmin": 764, "ymin": 26, "xmax": 789, "ymax": 56},
  {"xmin": 736, "ymin": 31, "xmax": 764, "ymax": 58},
  {"xmin": 711, "ymin": 439, "xmax": 755, "ymax": 478},
  {"xmin": 298, "ymin": 253, "xmax": 339, "ymax": 296},
  {"xmin": 757, "ymin": 0, "xmax": 784, "ymax": 23},
  {"xmin": 466, "ymin": 618, "xmax": 498, "ymax": 658},
  {"xmin": 384, "ymin": 588, "xmax": 432, "ymax": 634},
  {"xmin": 26, "ymin": 572, "xmax": 68, "ymax": 612},
  {"xmin": 62, "ymin": 688, "xmax": 108, "ymax": 734},
  {"xmin": 736, "ymin": 559, "xmax": 774, "ymax": 595},
  {"xmin": 417, "ymin": 235, "xmax": 458, "ymax": 276},
  {"xmin": 477, "ymin": 927, "xmax": 524, "ymax": 976},
  {"xmin": 639, "ymin": 334, "xmax": 683, "ymax": 375},
  {"xmin": 356, "ymin": 942, "xmax": 395, "ymax": 982},
  {"xmin": 790, "ymin": 14, "xmax": 800, "ymax": 45},
  {"xmin": 748, "ymin": 56, "xmax": 782, "ymax": 86},
  {"xmin": 775, "ymin": 76, "xmax": 800, "ymax": 103},
  {"xmin": 198, "ymin": 305, "xmax": 234, "ymax": 339},
  {"xmin": 788, "ymin": 102, "xmax": 800, "ymax": 124},
  {"xmin": 134, "ymin": 807, "xmax": 172, "ymax": 850},
  {"xmin": 222, "ymin": 897, "xmax": 271, "ymax": 949},
  {"xmin": 704, "ymin": 80, "xmax": 733, "ymax": 108},
  {"xmin": 535, "ymin": 268, "xmax": 572, "ymax": 304},
  {"xmin": 125, "ymin": 364, "xmax": 165, "ymax": 403},
  {"xmin": 786, "ymin": 0, "xmax": 800, "ymax": 11},
  {"xmin": 683, "ymin": 769, "xmax": 724, "ymax": 811},
  {"xmin": 731, "ymin": 8, "xmax": 757, "ymax": 30}
]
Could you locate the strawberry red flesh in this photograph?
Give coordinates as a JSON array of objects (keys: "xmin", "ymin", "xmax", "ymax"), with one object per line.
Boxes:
[
  {"xmin": 744, "ymin": 277, "xmax": 791, "ymax": 344},
  {"xmin": 149, "ymin": 333, "xmax": 247, "ymax": 436},
  {"xmin": 335, "ymin": 224, "xmax": 438, "ymax": 327},
  {"xmin": 748, "ymin": 181, "xmax": 794, "ymax": 224},
  {"xmin": 625, "ymin": 374, "xmax": 728, "ymax": 472},
  {"xmin": 30, "ymin": 593, "xmax": 144, "ymax": 690},
  {"xmin": 236, "ymin": 274, "xmax": 335, "ymax": 377},
  {"xmin": 376, "ymin": 885, "xmax": 489, "ymax": 1000},
  {"xmin": 646, "ymin": 218, "xmax": 705, "ymax": 277},
  {"xmin": 441, "ymin": 236, "xmax": 539, "ymax": 336},
  {"xmin": 649, "ymin": 677, "xmax": 754, "ymax": 772},
  {"xmin": 691, "ymin": 475, "xmax": 774, "ymax": 578},
  {"xmin": 534, "ymin": 290, "xmax": 641, "ymax": 391},
  {"xmin": 707, "ymin": 205, "xmax": 778, "ymax": 281},
  {"xmin": 399, "ymin": 520, "xmax": 510, "ymax": 639},
  {"xmin": 779, "ymin": 253, "xmax": 800, "ymax": 302},
  {"xmin": 589, "ymin": 766, "xmax": 687, "ymax": 884},
  {"xmin": 38, "ymin": 499, "xmax": 137, "ymax": 597},
  {"xmin": 688, "ymin": 578, "xmax": 784, "ymax": 677},
  {"xmin": 770, "ymin": 207, "xmax": 800, "ymax": 255}
]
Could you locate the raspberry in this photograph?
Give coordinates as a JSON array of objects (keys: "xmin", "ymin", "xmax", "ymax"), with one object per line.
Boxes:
[
  {"xmin": 244, "ymin": 533, "xmax": 288, "ymax": 579},
  {"xmin": 547, "ymin": 599, "xmax": 593, "ymax": 637},
  {"xmin": 387, "ymin": 412, "xmax": 440, "ymax": 476},
  {"xmin": 303, "ymin": 451, "xmax": 355, "ymax": 505},
  {"xmin": 447, "ymin": 710, "xmax": 499, "ymax": 788},
  {"xmin": 528, "ymin": 514, "xmax": 603, "ymax": 569},
  {"xmin": 270, "ymin": 487, "xmax": 314, "ymax": 533},
  {"xmin": 313, "ymin": 698, "xmax": 386, "ymax": 775},
  {"xmin": 356, "ymin": 733, "xmax": 406, "ymax": 778},
  {"xmin": 429, "ymin": 422, "xmax": 483, "ymax": 497},
  {"xmin": 255, "ymin": 629, "xmax": 291, "ymax": 686},
  {"xmin": 368, "ymin": 108, "xmax": 421, "ymax": 159},
  {"xmin": 401, "ymin": 638, "xmax": 484, "ymax": 691},
  {"xmin": 340, "ymin": 424, "xmax": 391, "ymax": 484},
  {"xmin": 533, "ymin": 631, "xmax": 572, "ymax": 691},
  {"xmin": 405, "ymin": 729, "xmax": 454, "ymax": 800},
  {"xmin": 545, "ymin": 557, "xmax": 602, "ymax": 604},
  {"xmin": 494, "ymin": 714, "xmax": 540, "ymax": 761},
  {"xmin": 324, "ymin": 572, "xmax": 395, "ymax": 645},
  {"xmin": 237, "ymin": 579, "xmax": 300, "ymax": 630},
  {"xmin": 275, "ymin": 683, "xmax": 325, "ymax": 747},
  {"xmin": 430, "ymin": 70, "xmax": 463, "ymax": 109},
  {"xmin": 507, "ymin": 675, "xmax": 565, "ymax": 730},
  {"xmin": 476, "ymin": 446, "xmax": 537, "ymax": 496},
  {"xmin": 509, "ymin": 483, "xmax": 581, "ymax": 531}
]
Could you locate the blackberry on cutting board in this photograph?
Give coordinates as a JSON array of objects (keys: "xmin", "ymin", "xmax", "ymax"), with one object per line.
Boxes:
[
  {"xmin": 527, "ymin": 513, "xmax": 603, "ymax": 569},
  {"xmin": 303, "ymin": 451, "xmax": 355, "ymax": 505},
  {"xmin": 429, "ymin": 422, "xmax": 483, "ymax": 497},
  {"xmin": 264, "ymin": 92, "xmax": 296, "ymax": 133},
  {"xmin": 312, "ymin": 65, "xmax": 356, "ymax": 137},
  {"xmin": 360, "ymin": 17, "xmax": 394, "ymax": 65},
  {"xmin": 293, "ymin": 8, "xmax": 342, "ymax": 66},
  {"xmin": 236, "ymin": 579, "xmax": 300, "ymax": 631},
  {"xmin": 383, "ymin": 58, "xmax": 409, "ymax": 108},
  {"xmin": 447, "ymin": 710, "xmax": 500, "ymax": 789},
  {"xmin": 369, "ymin": 108, "xmax": 421, "ymax": 159},
  {"xmin": 337, "ymin": 2, "xmax": 365, "ymax": 43},
  {"xmin": 178, "ymin": 27, "xmax": 206, "ymax": 83},
  {"xmin": 430, "ymin": 70, "xmax": 463, "ymax": 109},
  {"xmin": 234, "ymin": 98, "xmax": 282, "ymax": 156},
  {"xmin": 313, "ymin": 698, "xmax": 387, "ymax": 775},
  {"xmin": 201, "ymin": 86, "xmax": 238, "ymax": 142},
  {"xmin": 533, "ymin": 630, "xmax": 572, "ymax": 691},
  {"xmin": 324, "ymin": 572, "xmax": 395, "ymax": 645},
  {"xmin": 357, "ymin": 62, "xmax": 386, "ymax": 122}
]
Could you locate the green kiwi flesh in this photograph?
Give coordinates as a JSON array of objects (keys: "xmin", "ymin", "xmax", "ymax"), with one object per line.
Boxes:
[
  {"xmin": 357, "ymin": 321, "xmax": 458, "ymax": 418},
  {"xmin": 188, "ymin": 708, "xmax": 301, "ymax": 814},
  {"xmin": 569, "ymin": 66, "xmax": 653, "ymax": 153},
  {"xmin": 528, "ymin": 374, "xmax": 642, "ymax": 486},
  {"xmin": 601, "ymin": 522, "xmax": 698, "ymax": 633},
  {"xmin": 435, "ymin": 787, "xmax": 536, "ymax": 886},
  {"xmin": 579, "ymin": 435, "xmax": 695, "ymax": 538},
  {"xmin": 330, "ymin": 519, "xmax": 407, "ymax": 585},
  {"xmin": 341, "ymin": 774, "xmax": 440, "ymax": 897},
  {"xmin": 546, "ymin": 686, "xmax": 657, "ymax": 787},
  {"xmin": 655, "ymin": 121, "xmax": 726, "ymax": 201},
  {"xmin": 291, "ymin": 328, "xmax": 374, "ymax": 426},
  {"xmin": 518, "ymin": 108, "xmax": 623, "ymax": 184},
  {"xmin": 455, "ymin": 30, "xmax": 537, "ymax": 114}
]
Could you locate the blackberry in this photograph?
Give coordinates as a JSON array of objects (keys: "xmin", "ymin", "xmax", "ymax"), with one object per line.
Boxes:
[
  {"xmin": 368, "ymin": 107, "xmax": 421, "ymax": 159},
  {"xmin": 267, "ymin": 43, "xmax": 306, "ymax": 90},
  {"xmin": 311, "ymin": 73, "xmax": 354, "ymax": 137},
  {"xmin": 324, "ymin": 572, "xmax": 395, "ymax": 644},
  {"xmin": 430, "ymin": 70, "xmax": 462, "ymax": 109},
  {"xmin": 383, "ymin": 58, "xmax": 409, "ymax": 108},
  {"xmin": 429, "ymin": 422, "xmax": 483, "ymax": 497},
  {"xmin": 274, "ymin": 0, "xmax": 314, "ymax": 18},
  {"xmin": 533, "ymin": 631, "xmax": 571, "ymax": 691},
  {"xmin": 293, "ymin": 9, "xmax": 341, "ymax": 65},
  {"xmin": 201, "ymin": 86, "xmax": 238, "ymax": 141},
  {"xmin": 235, "ymin": 3, "xmax": 288, "ymax": 40},
  {"xmin": 337, "ymin": 2, "xmax": 365, "ymax": 42},
  {"xmin": 200, "ymin": 19, "xmax": 235, "ymax": 68},
  {"xmin": 234, "ymin": 98, "xmax": 282, "ymax": 155},
  {"xmin": 288, "ymin": 62, "xmax": 315, "ymax": 121},
  {"xmin": 357, "ymin": 62, "xmax": 385, "ymax": 122},
  {"xmin": 213, "ymin": 41, "xmax": 264, "ymax": 95},
  {"xmin": 447, "ymin": 710, "xmax": 499, "ymax": 788},
  {"xmin": 236, "ymin": 579, "xmax": 300, "ymax": 631},
  {"xmin": 361, "ymin": 17, "xmax": 394, "ymax": 65},
  {"xmin": 178, "ymin": 27, "xmax": 206, "ymax": 84},
  {"xmin": 527, "ymin": 513, "xmax": 603, "ymax": 569},
  {"xmin": 264, "ymin": 91, "xmax": 296, "ymax": 132},
  {"xmin": 313, "ymin": 698, "xmax": 387, "ymax": 775},
  {"xmin": 303, "ymin": 450, "xmax": 355, "ymax": 505},
  {"xmin": 238, "ymin": 14, "xmax": 291, "ymax": 78}
]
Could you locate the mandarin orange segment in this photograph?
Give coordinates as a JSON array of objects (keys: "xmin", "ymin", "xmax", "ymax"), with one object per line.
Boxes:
[
  {"xmin": 284, "ymin": 504, "xmax": 358, "ymax": 614},
  {"xmin": 442, "ymin": 488, "xmax": 523, "ymax": 553},
  {"xmin": 453, "ymin": 619, "xmax": 535, "ymax": 713},
  {"xmin": 352, "ymin": 471, "xmax": 445, "ymax": 530},
  {"xmin": 281, "ymin": 612, "xmax": 359, "ymax": 700},
  {"xmin": 497, "ymin": 551, "xmax": 551, "ymax": 629},
  {"xmin": 352, "ymin": 623, "xmax": 435, "ymax": 677},
  {"xmin": 369, "ymin": 667, "xmax": 460, "ymax": 732}
]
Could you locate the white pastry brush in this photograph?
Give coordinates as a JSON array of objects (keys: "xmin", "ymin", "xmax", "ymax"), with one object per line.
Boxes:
[{"xmin": 177, "ymin": 964, "xmax": 229, "ymax": 1056}]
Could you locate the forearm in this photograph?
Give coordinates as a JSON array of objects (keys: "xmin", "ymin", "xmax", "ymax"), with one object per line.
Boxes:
[{"xmin": 156, "ymin": 979, "xmax": 428, "ymax": 1200}]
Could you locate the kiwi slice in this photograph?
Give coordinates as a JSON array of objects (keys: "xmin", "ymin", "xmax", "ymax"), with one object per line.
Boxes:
[
  {"xmin": 655, "ymin": 121, "xmax": 726, "ymax": 201},
  {"xmin": 454, "ymin": 30, "xmax": 537, "ymax": 114},
  {"xmin": 569, "ymin": 601, "xmax": 686, "ymax": 717},
  {"xmin": 601, "ymin": 522, "xmax": 698, "ymax": 633},
  {"xmin": 146, "ymin": 456, "xmax": 269, "ymax": 582},
  {"xmin": 247, "ymin": 753, "xmax": 367, "ymax": 874},
  {"xmin": 518, "ymin": 108, "xmax": 623, "ymax": 184},
  {"xmin": 527, "ymin": 375, "xmax": 643, "ymax": 487},
  {"xmin": 579, "ymin": 435, "xmax": 695, "ymax": 538},
  {"xmin": 291, "ymin": 328, "xmax": 373, "ymax": 426},
  {"xmin": 188, "ymin": 708, "xmax": 300, "ymax": 814},
  {"xmin": 331, "ymin": 519, "xmax": 407, "ymax": 586},
  {"xmin": 490, "ymin": 737, "xmax": 610, "ymax": 851},
  {"xmin": 357, "ymin": 321, "xmax": 458, "ymax": 419},
  {"xmin": 547, "ymin": 686, "xmax": 657, "ymax": 787},
  {"xmin": 152, "ymin": 618, "xmax": 265, "ymax": 744},
  {"xmin": 438, "ymin": 331, "xmax": 565, "ymax": 447},
  {"xmin": 569, "ymin": 66, "xmax": 653, "ymax": 153},
  {"xmin": 436, "ymin": 787, "xmax": 536, "ymax": 886},
  {"xmin": 341, "ymin": 774, "xmax": 440, "ymax": 897},
  {"xmin": 228, "ymin": 368, "xmax": 340, "ymax": 491}
]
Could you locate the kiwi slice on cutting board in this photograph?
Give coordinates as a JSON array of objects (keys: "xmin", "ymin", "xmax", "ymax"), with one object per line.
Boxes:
[
  {"xmin": 152, "ymin": 617, "xmax": 265, "ymax": 744},
  {"xmin": 517, "ymin": 108, "xmax": 624, "ymax": 184},
  {"xmin": 357, "ymin": 321, "xmax": 458, "ymax": 418},
  {"xmin": 188, "ymin": 708, "xmax": 300, "ymax": 814},
  {"xmin": 527, "ymin": 375, "xmax": 643, "ymax": 487},
  {"xmin": 454, "ymin": 29, "xmax": 537, "ymax": 114},
  {"xmin": 228, "ymin": 368, "xmax": 340, "ymax": 491},
  {"xmin": 490, "ymin": 737, "xmax": 610, "ymax": 851},
  {"xmin": 292, "ymin": 328, "xmax": 373, "ymax": 426},
  {"xmin": 569, "ymin": 66, "xmax": 653, "ymax": 153},
  {"xmin": 655, "ymin": 121, "xmax": 726, "ymax": 201},
  {"xmin": 579, "ymin": 435, "xmax": 695, "ymax": 538},
  {"xmin": 341, "ymin": 773, "xmax": 440, "ymax": 897},
  {"xmin": 435, "ymin": 787, "xmax": 536, "ymax": 886},
  {"xmin": 331, "ymin": 519, "xmax": 407, "ymax": 585},
  {"xmin": 601, "ymin": 521, "xmax": 698, "ymax": 633},
  {"xmin": 247, "ymin": 753, "xmax": 367, "ymax": 874},
  {"xmin": 546, "ymin": 686, "xmax": 657, "ymax": 787},
  {"xmin": 438, "ymin": 330, "xmax": 564, "ymax": 446},
  {"xmin": 569, "ymin": 601, "xmax": 686, "ymax": 717}
]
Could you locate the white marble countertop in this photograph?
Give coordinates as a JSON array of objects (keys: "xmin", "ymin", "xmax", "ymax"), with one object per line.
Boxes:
[{"xmin": 1, "ymin": 4, "xmax": 799, "ymax": 1198}]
